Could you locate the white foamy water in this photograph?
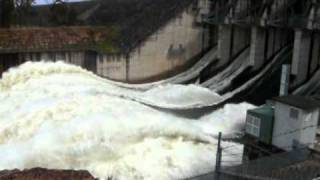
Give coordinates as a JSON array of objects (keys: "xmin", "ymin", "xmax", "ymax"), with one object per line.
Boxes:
[{"xmin": 0, "ymin": 62, "xmax": 254, "ymax": 180}]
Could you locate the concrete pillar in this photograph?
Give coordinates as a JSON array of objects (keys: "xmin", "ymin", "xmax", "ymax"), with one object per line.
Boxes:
[
  {"xmin": 209, "ymin": 26, "xmax": 218, "ymax": 46},
  {"xmin": 249, "ymin": 26, "xmax": 266, "ymax": 70},
  {"xmin": 274, "ymin": 29, "xmax": 282, "ymax": 52},
  {"xmin": 266, "ymin": 28, "xmax": 275, "ymax": 60},
  {"xmin": 41, "ymin": 53, "xmax": 49, "ymax": 61},
  {"xmin": 279, "ymin": 29, "xmax": 287, "ymax": 48},
  {"xmin": 291, "ymin": 29, "xmax": 312, "ymax": 85},
  {"xmin": 232, "ymin": 26, "xmax": 249, "ymax": 56},
  {"xmin": 56, "ymin": 53, "xmax": 66, "ymax": 61},
  {"xmin": 310, "ymin": 33, "xmax": 320, "ymax": 75},
  {"xmin": 65, "ymin": 52, "xmax": 70, "ymax": 62},
  {"xmin": 217, "ymin": 25, "xmax": 232, "ymax": 66},
  {"xmin": 125, "ymin": 54, "xmax": 130, "ymax": 81},
  {"xmin": 0, "ymin": 60, "xmax": 2, "ymax": 76}
]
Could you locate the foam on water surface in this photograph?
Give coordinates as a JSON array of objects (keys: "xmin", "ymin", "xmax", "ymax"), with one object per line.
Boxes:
[{"xmin": 0, "ymin": 62, "xmax": 255, "ymax": 179}]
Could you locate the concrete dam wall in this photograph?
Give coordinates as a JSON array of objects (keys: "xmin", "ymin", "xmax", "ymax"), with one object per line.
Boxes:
[
  {"xmin": 0, "ymin": 0, "xmax": 212, "ymax": 84},
  {"xmin": 97, "ymin": 0, "xmax": 211, "ymax": 83}
]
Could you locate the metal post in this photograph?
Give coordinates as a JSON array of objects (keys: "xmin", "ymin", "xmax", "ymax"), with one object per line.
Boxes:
[
  {"xmin": 125, "ymin": 53, "xmax": 130, "ymax": 82},
  {"xmin": 279, "ymin": 64, "xmax": 290, "ymax": 96},
  {"xmin": 215, "ymin": 132, "xmax": 222, "ymax": 180}
]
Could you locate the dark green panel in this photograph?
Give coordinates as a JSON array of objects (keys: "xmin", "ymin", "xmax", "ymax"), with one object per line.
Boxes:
[{"xmin": 247, "ymin": 105, "xmax": 274, "ymax": 144}]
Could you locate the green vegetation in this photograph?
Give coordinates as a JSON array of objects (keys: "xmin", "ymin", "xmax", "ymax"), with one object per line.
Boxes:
[
  {"xmin": 95, "ymin": 26, "xmax": 120, "ymax": 53},
  {"xmin": 50, "ymin": 1, "xmax": 77, "ymax": 25},
  {"xmin": 1, "ymin": 0, "xmax": 78, "ymax": 27},
  {"xmin": 60, "ymin": 26, "xmax": 121, "ymax": 54},
  {"xmin": 1, "ymin": 0, "xmax": 14, "ymax": 27}
]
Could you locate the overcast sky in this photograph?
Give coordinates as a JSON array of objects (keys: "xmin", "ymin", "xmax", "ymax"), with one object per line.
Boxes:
[{"xmin": 35, "ymin": 0, "xmax": 87, "ymax": 5}]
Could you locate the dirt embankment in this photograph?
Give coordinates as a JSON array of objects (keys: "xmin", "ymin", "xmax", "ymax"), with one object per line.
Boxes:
[{"xmin": 0, "ymin": 168, "xmax": 98, "ymax": 180}]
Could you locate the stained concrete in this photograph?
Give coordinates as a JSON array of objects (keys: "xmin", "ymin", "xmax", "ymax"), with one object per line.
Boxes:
[
  {"xmin": 249, "ymin": 26, "xmax": 266, "ymax": 70},
  {"xmin": 292, "ymin": 29, "xmax": 312, "ymax": 86},
  {"xmin": 97, "ymin": 0, "xmax": 211, "ymax": 82}
]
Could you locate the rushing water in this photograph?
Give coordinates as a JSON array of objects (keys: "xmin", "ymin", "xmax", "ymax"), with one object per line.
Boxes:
[{"xmin": 0, "ymin": 61, "xmax": 254, "ymax": 179}]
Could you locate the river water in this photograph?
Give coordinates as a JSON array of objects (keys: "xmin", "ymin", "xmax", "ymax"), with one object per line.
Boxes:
[{"xmin": 0, "ymin": 61, "xmax": 254, "ymax": 179}]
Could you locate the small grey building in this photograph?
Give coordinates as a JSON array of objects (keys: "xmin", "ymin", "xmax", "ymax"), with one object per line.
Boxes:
[
  {"xmin": 245, "ymin": 95, "xmax": 320, "ymax": 152},
  {"xmin": 272, "ymin": 95, "xmax": 320, "ymax": 151}
]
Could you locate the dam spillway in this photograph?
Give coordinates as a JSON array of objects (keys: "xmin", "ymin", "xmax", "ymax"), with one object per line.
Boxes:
[{"xmin": 0, "ymin": 0, "xmax": 319, "ymax": 179}]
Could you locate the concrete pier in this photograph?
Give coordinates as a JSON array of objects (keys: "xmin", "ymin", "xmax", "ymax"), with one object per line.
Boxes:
[
  {"xmin": 249, "ymin": 26, "xmax": 267, "ymax": 69},
  {"xmin": 291, "ymin": 29, "xmax": 312, "ymax": 86},
  {"xmin": 249, "ymin": 27, "xmax": 289, "ymax": 70},
  {"xmin": 232, "ymin": 26, "xmax": 249, "ymax": 56},
  {"xmin": 266, "ymin": 28, "xmax": 276, "ymax": 59},
  {"xmin": 217, "ymin": 25, "xmax": 249, "ymax": 67},
  {"xmin": 200, "ymin": 0, "xmax": 320, "ymax": 91},
  {"xmin": 310, "ymin": 33, "xmax": 320, "ymax": 75},
  {"xmin": 217, "ymin": 25, "xmax": 232, "ymax": 66}
]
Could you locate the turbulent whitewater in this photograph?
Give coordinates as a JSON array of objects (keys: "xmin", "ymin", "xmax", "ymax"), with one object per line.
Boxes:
[{"xmin": 0, "ymin": 61, "xmax": 254, "ymax": 180}]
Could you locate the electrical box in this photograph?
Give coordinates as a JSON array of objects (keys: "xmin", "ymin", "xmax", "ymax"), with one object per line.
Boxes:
[{"xmin": 245, "ymin": 105, "xmax": 274, "ymax": 144}]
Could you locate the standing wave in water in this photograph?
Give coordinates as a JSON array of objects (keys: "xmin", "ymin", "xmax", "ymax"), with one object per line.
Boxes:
[{"xmin": 0, "ymin": 61, "xmax": 254, "ymax": 179}]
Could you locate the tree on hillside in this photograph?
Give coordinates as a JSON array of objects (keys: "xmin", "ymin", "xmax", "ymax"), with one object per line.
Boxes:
[
  {"xmin": 0, "ymin": 0, "xmax": 15, "ymax": 27},
  {"xmin": 14, "ymin": 0, "xmax": 34, "ymax": 7},
  {"xmin": 50, "ymin": 0, "xmax": 77, "ymax": 25},
  {"xmin": 14, "ymin": 0, "xmax": 34, "ymax": 25}
]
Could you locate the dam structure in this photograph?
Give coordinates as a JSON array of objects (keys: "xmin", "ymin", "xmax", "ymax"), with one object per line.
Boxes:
[
  {"xmin": 199, "ymin": 0, "xmax": 320, "ymax": 103},
  {"xmin": 0, "ymin": 0, "xmax": 319, "ymax": 102},
  {"xmin": 0, "ymin": 0, "xmax": 212, "ymax": 83},
  {"xmin": 0, "ymin": 1, "xmax": 320, "ymax": 180}
]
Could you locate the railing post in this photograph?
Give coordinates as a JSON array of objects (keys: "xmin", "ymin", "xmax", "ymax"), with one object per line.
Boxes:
[{"xmin": 215, "ymin": 132, "xmax": 222, "ymax": 180}]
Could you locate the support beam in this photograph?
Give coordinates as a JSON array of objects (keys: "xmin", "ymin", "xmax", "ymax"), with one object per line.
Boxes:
[
  {"xmin": 249, "ymin": 26, "xmax": 266, "ymax": 70},
  {"xmin": 217, "ymin": 25, "xmax": 232, "ymax": 66},
  {"xmin": 291, "ymin": 29, "xmax": 312, "ymax": 86}
]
